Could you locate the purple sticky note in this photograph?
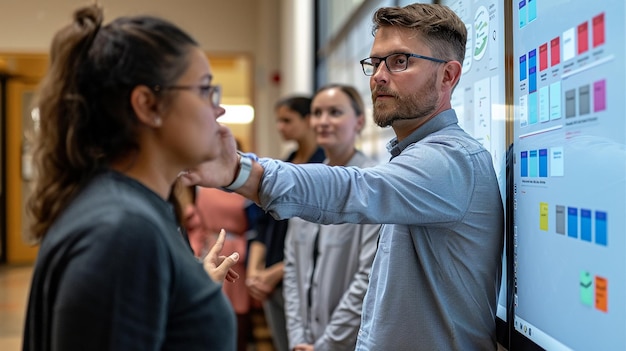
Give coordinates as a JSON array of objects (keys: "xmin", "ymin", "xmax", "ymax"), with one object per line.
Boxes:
[{"xmin": 593, "ymin": 79, "xmax": 606, "ymax": 112}]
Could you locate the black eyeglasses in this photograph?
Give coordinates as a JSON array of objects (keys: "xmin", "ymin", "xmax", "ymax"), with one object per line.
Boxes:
[
  {"xmin": 153, "ymin": 84, "xmax": 221, "ymax": 107},
  {"xmin": 359, "ymin": 53, "xmax": 448, "ymax": 76}
]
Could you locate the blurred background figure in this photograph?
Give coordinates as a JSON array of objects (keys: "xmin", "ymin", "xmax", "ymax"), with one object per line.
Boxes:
[
  {"xmin": 246, "ymin": 96, "xmax": 325, "ymax": 351},
  {"xmin": 283, "ymin": 84, "xmax": 380, "ymax": 351}
]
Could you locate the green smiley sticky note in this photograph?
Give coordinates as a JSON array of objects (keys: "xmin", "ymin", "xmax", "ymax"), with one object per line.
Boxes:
[{"xmin": 580, "ymin": 270, "xmax": 593, "ymax": 306}]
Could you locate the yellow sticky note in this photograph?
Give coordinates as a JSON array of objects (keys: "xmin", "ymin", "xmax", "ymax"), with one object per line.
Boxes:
[{"xmin": 539, "ymin": 202, "xmax": 549, "ymax": 231}]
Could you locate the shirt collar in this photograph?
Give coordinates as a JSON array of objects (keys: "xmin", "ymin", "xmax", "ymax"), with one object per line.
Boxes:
[{"xmin": 386, "ymin": 109, "xmax": 459, "ymax": 159}]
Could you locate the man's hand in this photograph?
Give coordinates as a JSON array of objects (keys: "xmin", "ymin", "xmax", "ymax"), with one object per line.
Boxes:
[
  {"xmin": 180, "ymin": 125, "xmax": 239, "ymax": 188},
  {"xmin": 203, "ymin": 229, "xmax": 240, "ymax": 283}
]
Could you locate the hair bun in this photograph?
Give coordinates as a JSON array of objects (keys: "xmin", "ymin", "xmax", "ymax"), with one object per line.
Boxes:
[{"xmin": 74, "ymin": 5, "xmax": 104, "ymax": 34}]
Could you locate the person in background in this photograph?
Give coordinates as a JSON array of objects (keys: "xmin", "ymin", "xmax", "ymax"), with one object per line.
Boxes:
[
  {"xmin": 246, "ymin": 96, "xmax": 325, "ymax": 351},
  {"xmin": 24, "ymin": 5, "xmax": 239, "ymax": 350},
  {"xmin": 283, "ymin": 84, "xmax": 380, "ymax": 351},
  {"xmin": 183, "ymin": 3, "xmax": 504, "ymax": 351}
]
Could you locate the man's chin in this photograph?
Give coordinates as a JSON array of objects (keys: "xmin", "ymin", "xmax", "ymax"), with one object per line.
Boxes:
[
  {"xmin": 374, "ymin": 116, "xmax": 393, "ymax": 128},
  {"xmin": 373, "ymin": 104, "xmax": 394, "ymax": 127},
  {"xmin": 373, "ymin": 107, "xmax": 396, "ymax": 127}
]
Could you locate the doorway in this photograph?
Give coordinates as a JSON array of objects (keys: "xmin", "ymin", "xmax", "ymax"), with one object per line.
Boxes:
[{"xmin": 0, "ymin": 53, "xmax": 47, "ymax": 264}]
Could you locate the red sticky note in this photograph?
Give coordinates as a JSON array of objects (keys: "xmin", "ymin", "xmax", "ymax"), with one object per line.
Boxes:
[
  {"xmin": 577, "ymin": 22, "xmax": 589, "ymax": 54},
  {"xmin": 539, "ymin": 43, "xmax": 548, "ymax": 71},
  {"xmin": 550, "ymin": 37, "xmax": 560, "ymax": 66},
  {"xmin": 593, "ymin": 13, "xmax": 605, "ymax": 47}
]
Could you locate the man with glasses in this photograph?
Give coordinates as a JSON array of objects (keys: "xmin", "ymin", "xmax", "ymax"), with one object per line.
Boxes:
[{"xmin": 185, "ymin": 3, "xmax": 504, "ymax": 351}]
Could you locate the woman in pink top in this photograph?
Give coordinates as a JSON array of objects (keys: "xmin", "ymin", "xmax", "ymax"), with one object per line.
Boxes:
[{"xmin": 191, "ymin": 187, "xmax": 253, "ymax": 351}]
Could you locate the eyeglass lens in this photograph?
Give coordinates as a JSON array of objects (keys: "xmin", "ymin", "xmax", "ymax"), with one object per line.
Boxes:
[
  {"xmin": 211, "ymin": 85, "xmax": 221, "ymax": 107},
  {"xmin": 362, "ymin": 53, "xmax": 410, "ymax": 76}
]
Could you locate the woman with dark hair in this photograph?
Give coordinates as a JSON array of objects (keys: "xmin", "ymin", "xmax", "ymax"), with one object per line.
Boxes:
[{"xmin": 24, "ymin": 5, "xmax": 239, "ymax": 350}]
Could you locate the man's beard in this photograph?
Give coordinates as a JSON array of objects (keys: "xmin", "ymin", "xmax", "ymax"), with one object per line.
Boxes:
[{"xmin": 372, "ymin": 73, "xmax": 439, "ymax": 128}]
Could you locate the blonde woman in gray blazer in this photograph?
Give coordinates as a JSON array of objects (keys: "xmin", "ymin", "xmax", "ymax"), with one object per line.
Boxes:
[{"xmin": 283, "ymin": 85, "xmax": 380, "ymax": 351}]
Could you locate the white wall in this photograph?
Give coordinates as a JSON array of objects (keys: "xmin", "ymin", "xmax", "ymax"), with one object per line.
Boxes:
[{"xmin": 0, "ymin": 0, "xmax": 258, "ymax": 53}]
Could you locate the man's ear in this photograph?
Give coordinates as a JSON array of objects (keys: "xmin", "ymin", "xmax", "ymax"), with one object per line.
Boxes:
[
  {"xmin": 130, "ymin": 85, "xmax": 162, "ymax": 127},
  {"xmin": 441, "ymin": 60, "xmax": 463, "ymax": 90}
]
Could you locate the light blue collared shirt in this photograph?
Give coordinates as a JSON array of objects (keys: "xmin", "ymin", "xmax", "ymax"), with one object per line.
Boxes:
[{"xmin": 258, "ymin": 109, "xmax": 504, "ymax": 351}]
